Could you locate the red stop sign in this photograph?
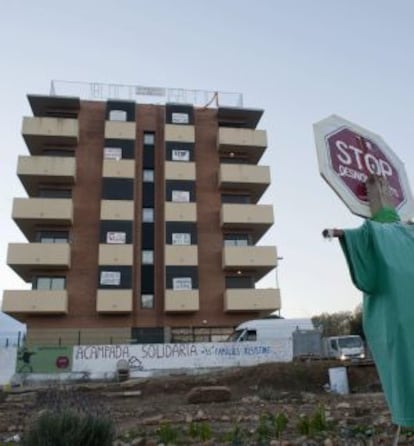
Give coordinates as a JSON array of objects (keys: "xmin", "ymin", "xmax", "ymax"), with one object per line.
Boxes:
[{"xmin": 327, "ymin": 128, "xmax": 404, "ymax": 207}]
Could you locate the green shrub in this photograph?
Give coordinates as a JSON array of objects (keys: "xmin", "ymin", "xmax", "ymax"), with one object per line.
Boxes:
[
  {"xmin": 188, "ymin": 421, "xmax": 212, "ymax": 441},
  {"xmin": 156, "ymin": 422, "xmax": 180, "ymax": 444},
  {"xmin": 23, "ymin": 408, "xmax": 115, "ymax": 446}
]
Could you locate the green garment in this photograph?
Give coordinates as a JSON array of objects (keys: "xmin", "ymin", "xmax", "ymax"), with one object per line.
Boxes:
[{"xmin": 340, "ymin": 219, "xmax": 414, "ymax": 426}]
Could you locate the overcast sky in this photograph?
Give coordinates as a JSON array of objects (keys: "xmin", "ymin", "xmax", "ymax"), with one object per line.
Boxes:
[{"xmin": 2, "ymin": 0, "xmax": 414, "ymax": 330}]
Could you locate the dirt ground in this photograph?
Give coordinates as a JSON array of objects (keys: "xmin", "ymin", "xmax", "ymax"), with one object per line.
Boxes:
[{"xmin": 1, "ymin": 360, "xmax": 408, "ymax": 445}]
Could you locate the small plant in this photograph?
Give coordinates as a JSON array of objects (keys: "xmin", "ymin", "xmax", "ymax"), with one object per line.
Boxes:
[
  {"xmin": 272, "ymin": 412, "xmax": 289, "ymax": 440},
  {"xmin": 258, "ymin": 385, "xmax": 278, "ymax": 401},
  {"xmin": 156, "ymin": 422, "xmax": 180, "ymax": 444},
  {"xmin": 188, "ymin": 421, "xmax": 212, "ymax": 441},
  {"xmin": 296, "ymin": 405, "xmax": 330, "ymax": 437},
  {"xmin": 255, "ymin": 413, "xmax": 273, "ymax": 444},
  {"xmin": 22, "ymin": 408, "xmax": 115, "ymax": 446},
  {"xmin": 223, "ymin": 423, "xmax": 248, "ymax": 446}
]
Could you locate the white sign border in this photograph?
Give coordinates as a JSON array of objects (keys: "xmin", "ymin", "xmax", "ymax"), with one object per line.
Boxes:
[{"xmin": 314, "ymin": 114, "xmax": 414, "ymax": 220}]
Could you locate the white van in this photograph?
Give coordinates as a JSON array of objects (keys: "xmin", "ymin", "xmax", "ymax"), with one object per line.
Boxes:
[{"xmin": 228, "ymin": 317, "xmax": 314, "ymax": 343}]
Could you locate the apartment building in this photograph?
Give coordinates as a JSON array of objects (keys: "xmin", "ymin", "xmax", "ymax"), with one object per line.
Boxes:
[{"xmin": 2, "ymin": 84, "xmax": 281, "ymax": 346}]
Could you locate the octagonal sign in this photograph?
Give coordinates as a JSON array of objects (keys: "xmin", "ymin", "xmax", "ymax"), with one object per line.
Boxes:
[{"xmin": 314, "ymin": 115, "xmax": 414, "ymax": 219}]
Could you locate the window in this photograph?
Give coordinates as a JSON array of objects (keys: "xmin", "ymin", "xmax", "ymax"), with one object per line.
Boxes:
[
  {"xmin": 143, "ymin": 169, "xmax": 154, "ymax": 182},
  {"xmin": 104, "ymin": 147, "xmax": 122, "ymax": 160},
  {"xmin": 224, "ymin": 234, "xmax": 249, "ymax": 247},
  {"xmin": 172, "ymin": 149, "xmax": 190, "ymax": 162},
  {"xmin": 142, "ymin": 250, "xmax": 154, "ymax": 264},
  {"xmin": 34, "ymin": 276, "xmax": 65, "ymax": 290},
  {"xmin": 172, "ymin": 233, "xmax": 191, "ymax": 245},
  {"xmin": 144, "ymin": 133, "xmax": 155, "ymax": 145},
  {"xmin": 106, "ymin": 231, "xmax": 126, "ymax": 244},
  {"xmin": 172, "ymin": 112, "xmax": 189, "ymax": 124},
  {"xmin": 172, "ymin": 190, "xmax": 190, "ymax": 202},
  {"xmin": 37, "ymin": 231, "xmax": 69, "ymax": 244},
  {"xmin": 141, "ymin": 294, "xmax": 154, "ymax": 309},
  {"xmin": 42, "ymin": 149, "xmax": 75, "ymax": 157},
  {"xmin": 142, "ymin": 208, "xmax": 154, "ymax": 222},
  {"xmin": 100, "ymin": 271, "xmax": 121, "ymax": 286},
  {"xmin": 109, "ymin": 110, "xmax": 127, "ymax": 121},
  {"xmin": 38, "ymin": 188, "xmax": 72, "ymax": 198},
  {"xmin": 173, "ymin": 277, "xmax": 192, "ymax": 290},
  {"xmin": 221, "ymin": 194, "xmax": 251, "ymax": 204},
  {"xmin": 225, "ymin": 276, "xmax": 254, "ymax": 289}
]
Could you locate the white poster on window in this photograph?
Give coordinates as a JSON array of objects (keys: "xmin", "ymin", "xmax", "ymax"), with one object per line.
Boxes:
[
  {"xmin": 172, "ymin": 112, "xmax": 189, "ymax": 124},
  {"xmin": 100, "ymin": 271, "xmax": 121, "ymax": 286},
  {"xmin": 172, "ymin": 190, "xmax": 190, "ymax": 202},
  {"xmin": 106, "ymin": 232, "xmax": 126, "ymax": 244},
  {"xmin": 173, "ymin": 277, "xmax": 192, "ymax": 290},
  {"xmin": 104, "ymin": 147, "xmax": 122, "ymax": 160},
  {"xmin": 172, "ymin": 150, "xmax": 190, "ymax": 161},
  {"xmin": 172, "ymin": 233, "xmax": 191, "ymax": 245}
]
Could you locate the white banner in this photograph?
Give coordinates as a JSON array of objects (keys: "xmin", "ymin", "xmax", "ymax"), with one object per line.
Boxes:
[
  {"xmin": 106, "ymin": 232, "xmax": 126, "ymax": 244},
  {"xmin": 172, "ymin": 233, "xmax": 191, "ymax": 245},
  {"xmin": 104, "ymin": 147, "xmax": 122, "ymax": 160},
  {"xmin": 100, "ymin": 271, "xmax": 121, "ymax": 286},
  {"xmin": 173, "ymin": 277, "xmax": 192, "ymax": 290},
  {"xmin": 172, "ymin": 112, "xmax": 189, "ymax": 124},
  {"xmin": 172, "ymin": 150, "xmax": 190, "ymax": 161},
  {"xmin": 72, "ymin": 341, "xmax": 292, "ymax": 374},
  {"xmin": 172, "ymin": 190, "xmax": 190, "ymax": 202}
]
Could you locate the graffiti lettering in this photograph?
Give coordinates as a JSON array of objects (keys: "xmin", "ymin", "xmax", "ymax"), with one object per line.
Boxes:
[
  {"xmin": 75, "ymin": 345, "xmax": 130, "ymax": 360},
  {"xmin": 142, "ymin": 343, "xmax": 198, "ymax": 359}
]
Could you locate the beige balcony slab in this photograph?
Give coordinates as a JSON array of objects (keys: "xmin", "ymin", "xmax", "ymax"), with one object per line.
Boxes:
[
  {"xmin": 22, "ymin": 117, "xmax": 78, "ymax": 154},
  {"xmin": 219, "ymin": 164, "xmax": 270, "ymax": 202},
  {"xmin": 165, "ymin": 202, "xmax": 197, "ymax": 222},
  {"xmin": 218, "ymin": 128, "xmax": 267, "ymax": 163},
  {"xmin": 223, "ymin": 246, "xmax": 277, "ymax": 280},
  {"xmin": 224, "ymin": 288, "xmax": 281, "ymax": 312},
  {"xmin": 102, "ymin": 159, "xmax": 135, "ymax": 178},
  {"xmin": 165, "ymin": 124, "xmax": 195, "ymax": 142},
  {"xmin": 165, "ymin": 161, "xmax": 196, "ymax": 180},
  {"xmin": 98, "ymin": 244, "xmax": 133, "ymax": 265},
  {"xmin": 165, "ymin": 245, "xmax": 198, "ymax": 266},
  {"xmin": 12, "ymin": 198, "xmax": 73, "ymax": 240},
  {"xmin": 17, "ymin": 155, "xmax": 76, "ymax": 195},
  {"xmin": 7, "ymin": 243, "xmax": 71, "ymax": 282},
  {"xmin": 96, "ymin": 290, "xmax": 133, "ymax": 313},
  {"xmin": 104, "ymin": 121, "xmax": 136, "ymax": 139},
  {"xmin": 2, "ymin": 290, "xmax": 68, "ymax": 321},
  {"xmin": 165, "ymin": 290, "xmax": 199, "ymax": 312},
  {"xmin": 221, "ymin": 204, "xmax": 274, "ymax": 243},
  {"xmin": 100, "ymin": 200, "xmax": 134, "ymax": 220}
]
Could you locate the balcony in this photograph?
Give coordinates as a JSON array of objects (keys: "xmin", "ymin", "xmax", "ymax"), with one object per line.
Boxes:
[
  {"xmin": 12, "ymin": 198, "xmax": 73, "ymax": 240},
  {"xmin": 224, "ymin": 288, "xmax": 281, "ymax": 312},
  {"xmin": 218, "ymin": 128, "xmax": 267, "ymax": 164},
  {"xmin": 102, "ymin": 159, "xmax": 135, "ymax": 178},
  {"xmin": 22, "ymin": 117, "xmax": 78, "ymax": 154},
  {"xmin": 223, "ymin": 246, "xmax": 278, "ymax": 280},
  {"xmin": 165, "ymin": 161, "xmax": 196, "ymax": 181},
  {"xmin": 96, "ymin": 290, "xmax": 133, "ymax": 313},
  {"xmin": 17, "ymin": 155, "xmax": 76, "ymax": 196},
  {"xmin": 28, "ymin": 95, "xmax": 80, "ymax": 118},
  {"xmin": 219, "ymin": 164, "xmax": 270, "ymax": 203},
  {"xmin": 104, "ymin": 121, "xmax": 136, "ymax": 140},
  {"xmin": 165, "ymin": 245, "xmax": 198, "ymax": 266},
  {"xmin": 165, "ymin": 290, "xmax": 199, "ymax": 312},
  {"xmin": 165, "ymin": 124, "xmax": 195, "ymax": 142},
  {"xmin": 218, "ymin": 107, "xmax": 263, "ymax": 129},
  {"xmin": 7, "ymin": 243, "xmax": 71, "ymax": 281},
  {"xmin": 98, "ymin": 244, "xmax": 133, "ymax": 265},
  {"xmin": 2, "ymin": 290, "xmax": 68, "ymax": 321},
  {"xmin": 100, "ymin": 200, "xmax": 134, "ymax": 220},
  {"xmin": 165, "ymin": 202, "xmax": 197, "ymax": 222},
  {"xmin": 221, "ymin": 204, "xmax": 273, "ymax": 243}
]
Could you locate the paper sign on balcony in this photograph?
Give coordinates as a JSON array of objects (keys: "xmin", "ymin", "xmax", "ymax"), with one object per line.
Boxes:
[
  {"xmin": 100, "ymin": 271, "xmax": 121, "ymax": 286},
  {"xmin": 106, "ymin": 232, "xmax": 126, "ymax": 244},
  {"xmin": 172, "ymin": 233, "xmax": 191, "ymax": 245},
  {"xmin": 173, "ymin": 277, "xmax": 192, "ymax": 290},
  {"xmin": 172, "ymin": 112, "xmax": 189, "ymax": 124},
  {"xmin": 172, "ymin": 149, "xmax": 190, "ymax": 161},
  {"xmin": 104, "ymin": 147, "xmax": 122, "ymax": 160},
  {"xmin": 172, "ymin": 190, "xmax": 190, "ymax": 202}
]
